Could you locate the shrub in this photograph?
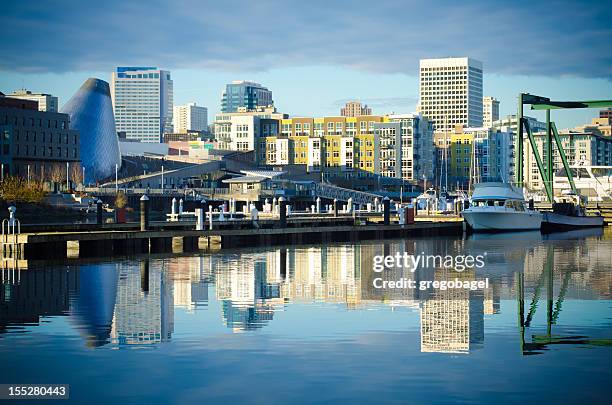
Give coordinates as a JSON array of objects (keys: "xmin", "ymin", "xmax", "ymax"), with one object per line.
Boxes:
[
  {"xmin": 115, "ymin": 191, "xmax": 128, "ymax": 208},
  {"xmin": 0, "ymin": 176, "xmax": 47, "ymax": 204}
]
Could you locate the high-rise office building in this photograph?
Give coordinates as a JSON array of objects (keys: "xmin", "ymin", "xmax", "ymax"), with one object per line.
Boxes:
[
  {"xmin": 220, "ymin": 81, "xmax": 273, "ymax": 113},
  {"xmin": 419, "ymin": 57, "xmax": 483, "ymax": 133},
  {"xmin": 483, "ymin": 96, "xmax": 500, "ymax": 128},
  {"xmin": 172, "ymin": 102, "xmax": 208, "ymax": 133},
  {"xmin": 8, "ymin": 89, "xmax": 59, "ymax": 112},
  {"xmin": 341, "ymin": 100, "xmax": 372, "ymax": 117},
  {"xmin": 111, "ymin": 67, "xmax": 173, "ymax": 143}
]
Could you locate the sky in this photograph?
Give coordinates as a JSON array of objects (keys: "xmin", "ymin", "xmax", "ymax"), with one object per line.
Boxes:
[{"xmin": 1, "ymin": 0, "xmax": 611, "ymax": 129}]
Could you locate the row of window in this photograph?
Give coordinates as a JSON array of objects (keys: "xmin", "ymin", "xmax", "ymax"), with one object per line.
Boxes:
[
  {"xmin": 2, "ymin": 115, "xmax": 68, "ymax": 129},
  {"xmin": 4, "ymin": 129, "xmax": 77, "ymax": 145},
  {"xmin": 4, "ymin": 144, "xmax": 78, "ymax": 158}
]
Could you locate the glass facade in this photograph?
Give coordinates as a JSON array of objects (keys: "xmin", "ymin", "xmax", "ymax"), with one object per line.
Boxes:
[
  {"xmin": 61, "ymin": 78, "xmax": 121, "ymax": 183},
  {"xmin": 220, "ymin": 81, "xmax": 273, "ymax": 113}
]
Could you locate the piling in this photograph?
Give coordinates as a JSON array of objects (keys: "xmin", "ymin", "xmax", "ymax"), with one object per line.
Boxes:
[
  {"xmin": 383, "ymin": 196, "xmax": 390, "ymax": 225},
  {"xmin": 140, "ymin": 195, "xmax": 150, "ymax": 231},
  {"xmin": 279, "ymin": 197, "xmax": 287, "ymax": 228},
  {"xmin": 96, "ymin": 199, "xmax": 103, "ymax": 225}
]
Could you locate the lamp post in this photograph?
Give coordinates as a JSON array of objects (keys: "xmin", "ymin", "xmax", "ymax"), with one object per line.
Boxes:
[
  {"xmin": 115, "ymin": 163, "xmax": 118, "ymax": 194},
  {"xmin": 82, "ymin": 166, "xmax": 85, "ymax": 188},
  {"xmin": 66, "ymin": 162, "xmax": 69, "ymax": 191},
  {"xmin": 27, "ymin": 165, "xmax": 30, "ymax": 185},
  {"xmin": 161, "ymin": 165, "xmax": 164, "ymax": 191}
]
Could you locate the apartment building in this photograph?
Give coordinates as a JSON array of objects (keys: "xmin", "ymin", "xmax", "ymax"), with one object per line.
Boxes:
[{"xmin": 257, "ymin": 114, "xmax": 434, "ymax": 183}]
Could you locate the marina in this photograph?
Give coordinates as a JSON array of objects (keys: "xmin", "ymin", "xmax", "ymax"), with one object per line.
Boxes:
[{"xmin": 1, "ymin": 229, "xmax": 610, "ymax": 403}]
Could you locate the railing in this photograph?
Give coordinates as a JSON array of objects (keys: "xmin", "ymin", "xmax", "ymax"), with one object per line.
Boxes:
[
  {"xmin": 2, "ymin": 218, "xmax": 21, "ymax": 257},
  {"xmin": 86, "ymin": 187, "xmax": 231, "ymax": 197},
  {"xmin": 313, "ymin": 183, "xmax": 382, "ymax": 205},
  {"xmin": 2, "ymin": 256, "xmax": 21, "ymax": 285}
]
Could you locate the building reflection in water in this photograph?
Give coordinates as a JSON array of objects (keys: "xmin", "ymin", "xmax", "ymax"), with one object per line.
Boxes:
[
  {"xmin": 71, "ymin": 263, "xmax": 120, "ymax": 347},
  {"xmin": 0, "ymin": 265, "xmax": 78, "ymax": 334},
  {"xmin": 1, "ymin": 230, "xmax": 609, "ymax": 353},
  {"xmin": 110, "ymin": 260, "xmax": 174, "ymax": 345},
  {"xmin": 420, "ymin": 269, "xmax": 484, "ymax": 354}
]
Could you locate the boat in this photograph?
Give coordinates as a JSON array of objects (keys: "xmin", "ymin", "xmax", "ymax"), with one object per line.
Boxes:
[
  {"xmin": 541, "ymin": 191, "xmax": 604, "ymax": 232},
  {"xmin": 416, "ymin": 188, "xmax": 437, "ymax": 211},
  {"xmin": 462, "ymin": 182, "xmax": 543, "ymax": 231}
]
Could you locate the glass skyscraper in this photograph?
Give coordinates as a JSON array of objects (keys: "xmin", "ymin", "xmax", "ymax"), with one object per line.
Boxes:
[
  {"xmin": 111, "ymin": 67, "xmax": 173, "ymax": 143},
  {"xmin": 220, "ymin": 81, "xmax": 273, "ymax": 113}
]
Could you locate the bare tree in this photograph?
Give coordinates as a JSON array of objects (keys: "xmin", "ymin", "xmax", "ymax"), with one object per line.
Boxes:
[
  {"xmin": 70, "ymin": 162, "xmax": 83, "ymax": 185},
  {"xmin": 49, "ymin": 163, "xmax": 64, "ymax": 183}
]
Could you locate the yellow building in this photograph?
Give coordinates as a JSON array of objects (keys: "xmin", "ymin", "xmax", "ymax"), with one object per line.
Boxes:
[
  {"xmin": 257, "ymin": 114, "xmax": 435, "ymax": 184},
  {"xmin": 449, "ymin": 130, "xmax": 473, "ymax": 183}
]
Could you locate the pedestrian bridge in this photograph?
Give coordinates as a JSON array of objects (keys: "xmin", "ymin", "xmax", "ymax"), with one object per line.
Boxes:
[{"xmin": 85, "ymin": 182, "xmax": 383, "ymax": 205}]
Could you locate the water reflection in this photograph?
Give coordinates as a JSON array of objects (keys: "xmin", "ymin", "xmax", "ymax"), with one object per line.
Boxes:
[
  {"xmin": 1, "ymin": 230, "xmax": 610, "ymax": 355},
  {"xmin": 518, "ymin": 244, "xmax": 612, "ymax": 355}
]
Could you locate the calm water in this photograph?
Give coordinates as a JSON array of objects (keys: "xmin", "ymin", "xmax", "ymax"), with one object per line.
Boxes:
[{"xmin": 1, "ymin": 229, "xmax": 611, "ymax": 404}]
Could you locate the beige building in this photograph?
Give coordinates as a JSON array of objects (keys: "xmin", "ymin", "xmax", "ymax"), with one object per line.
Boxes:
[
  {"xmin": 573, "ymin": 113, "xmax": 611, "ymax": 137},
  {"xmin": 419, "ymin": 57, "xmax": 483, "ymax": 133},
  {"xmin": 172, "ymin": 102, "xmax": 207, "ymax": 133},
  {"xmin": 483, "ymin": 96, "xmax": 499, "ymax": 128},
  {"xmin": 214, "ymin": 106, "xmax": 286, "ymax": 152},
  {"xmin": 340, "ymin": 100, "xmax": 372, "ymax": 117},
  {"xmin": 8, "ymin": 89, "xmax": 59, "ymax": 112}
]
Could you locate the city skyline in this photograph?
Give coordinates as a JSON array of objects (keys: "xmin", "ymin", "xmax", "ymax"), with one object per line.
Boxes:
[
  {"xmin": 0, "ymin": 0, "xmax": 610, "ymax": 130},
  {"xmin": 2, "ymin": 67, "xmax": 610, "ymax": 131}
]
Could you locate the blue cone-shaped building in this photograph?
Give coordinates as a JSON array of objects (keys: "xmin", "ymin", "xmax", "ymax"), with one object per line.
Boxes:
[{"xmin": 61, "ymin": 78, "xmax": 121, "ymax": 183}]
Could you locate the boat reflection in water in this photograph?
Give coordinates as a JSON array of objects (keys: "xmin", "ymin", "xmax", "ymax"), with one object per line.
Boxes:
[{"xmin": 1, "ymin": 229, "xmax": 610, "ymax": 356}]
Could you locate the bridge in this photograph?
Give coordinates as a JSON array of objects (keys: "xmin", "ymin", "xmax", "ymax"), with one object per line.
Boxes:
[{"xmin": 86, "ymin": 181, "xmax": 384, "ymax": 206}]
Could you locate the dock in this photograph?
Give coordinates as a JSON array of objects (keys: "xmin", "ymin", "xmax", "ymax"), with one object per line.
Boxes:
[{"xmin": 3, "ymin": 216, "xmax": 462, "ymax": 260}]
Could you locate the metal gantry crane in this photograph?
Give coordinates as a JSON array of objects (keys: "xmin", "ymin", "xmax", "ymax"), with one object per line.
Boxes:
[{"xmin": 516, "ymin": 93, "xmax": 612, "ymax": 202}]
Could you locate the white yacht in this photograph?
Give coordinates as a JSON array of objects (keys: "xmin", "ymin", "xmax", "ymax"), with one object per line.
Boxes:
[{"xmin": 463, "ymin": 182, "xmax": 543, "ymax": 231}]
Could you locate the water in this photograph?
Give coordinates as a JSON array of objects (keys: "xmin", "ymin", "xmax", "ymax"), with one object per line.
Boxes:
[{"xmin": 1, "ymin": 228, "xmax": 611, "ymax": 404}]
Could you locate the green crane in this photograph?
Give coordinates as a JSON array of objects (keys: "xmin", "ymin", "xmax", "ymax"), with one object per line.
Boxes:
[{"xmin": 516, "ymin": 93, "xmax": 612, "ymax": 202}]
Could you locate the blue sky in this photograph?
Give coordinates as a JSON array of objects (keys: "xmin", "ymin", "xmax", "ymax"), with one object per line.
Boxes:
[{"xmin": 1, "ymin": 0, "xmax": 610, "ymax": 129}]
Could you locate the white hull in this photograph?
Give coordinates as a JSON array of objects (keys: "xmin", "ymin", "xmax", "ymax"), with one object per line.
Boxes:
[
  {"xmin": 542, "ymin": 212, "xmax": 604, "ymax": 229},
  {"xmin": 463, "ymin": 209, "xmax": 543, "ymax": 231}
]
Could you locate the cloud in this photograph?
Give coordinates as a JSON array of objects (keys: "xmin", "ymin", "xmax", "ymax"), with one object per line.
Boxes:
[{"xmin": 1, "ymin": 0, "xmax": 610, "ymax": 78}]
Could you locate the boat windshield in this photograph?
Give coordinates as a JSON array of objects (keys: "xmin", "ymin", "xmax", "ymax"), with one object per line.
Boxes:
[
  {"xmin": 504, "ymin": 200, "xmax": 525, "ymax": 211},
  {"xmin": 472, "ymin": 199, "xmax": 506, "ymax": 207}
]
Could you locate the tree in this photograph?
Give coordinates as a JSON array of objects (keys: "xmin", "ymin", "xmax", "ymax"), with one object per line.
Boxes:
[
  {"xmin": 115, "ymin": 191, "xmax": 128, "ymax": 208},
  {"xmin": 48, "ymin": 163, "xmax": 64, "ymax": 183},
  {"xmin": 70, "ymin": 162, "xmax": 83, "ymax": 185}
]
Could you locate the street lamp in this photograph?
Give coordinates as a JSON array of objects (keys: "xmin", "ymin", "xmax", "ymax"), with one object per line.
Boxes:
[
  {"xmin": 115, "ymin": 163, "xmax": 118, "ymax": 194},
  {"xmin": 82, "ymin": 166, "xmax": 85, "ymax": 189},
  {"xmin": 27, "ymin": 164, "xmax": 30, "ymax": 185},
  {"xmin": 66, "ymin": 162, "xmax": 69, "ymax": 191},
  {"xmin": 161, "ymin": 165, "xmax": 164, "ymax": 191}
]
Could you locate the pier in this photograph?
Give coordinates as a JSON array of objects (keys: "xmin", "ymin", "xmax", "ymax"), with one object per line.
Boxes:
[{"xmin": 3, "ymin": 215, "xmax": 462, "ymax": 260}]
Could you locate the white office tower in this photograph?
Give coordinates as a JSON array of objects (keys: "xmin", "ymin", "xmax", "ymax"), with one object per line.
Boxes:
[
  {"xmin": 111, "ymin": 67, "xmax": 173, "ymax": 142},
  {"xmin": 483, "ymin": 96, "xmax": 500, "ymax": 128},
  {"xmin": 419, "ymin": 57, "xmax": 483, "ymax": 133},
  {"xmin": 173, "ymin": 102, "xmax": 208, "ymax": 133}
]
